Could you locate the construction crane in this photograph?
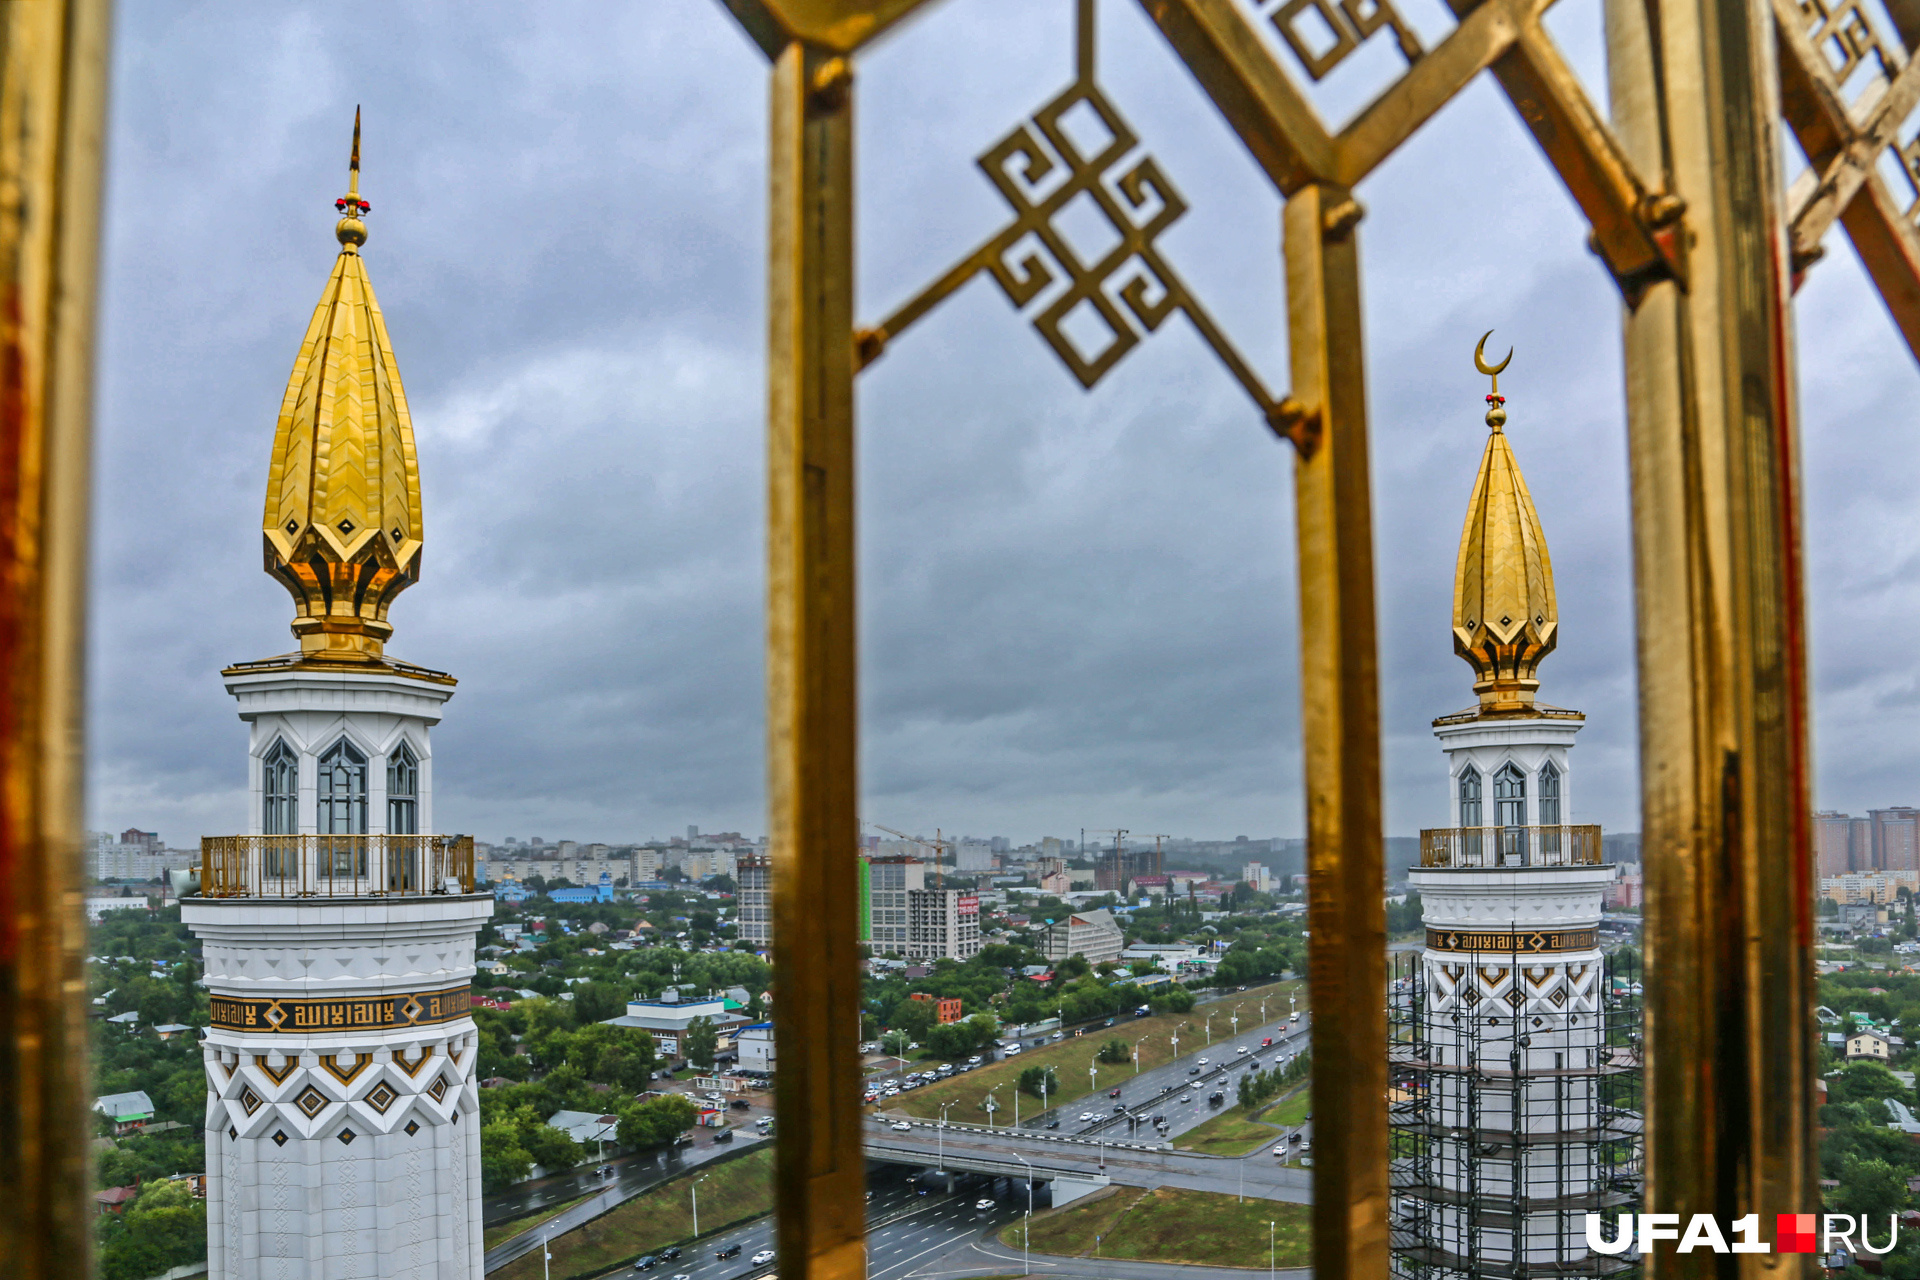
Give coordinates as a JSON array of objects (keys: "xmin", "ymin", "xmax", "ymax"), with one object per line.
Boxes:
[
  {"xmin": 1137, "ymin": 834, "xmax": 1172, "ymax": 879},
  {"xmin": 1084, "ymin": 829, "xmax": 1130, "ymax": 892},
  {"xmin": 863, "ymin": 821, "xmax": 952, "ymax": 887}
]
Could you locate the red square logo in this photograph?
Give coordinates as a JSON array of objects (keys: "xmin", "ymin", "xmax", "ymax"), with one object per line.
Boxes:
[{"xmin": 1777, "ymin": 1213, "xmax": 1817, "ymax": 1253}]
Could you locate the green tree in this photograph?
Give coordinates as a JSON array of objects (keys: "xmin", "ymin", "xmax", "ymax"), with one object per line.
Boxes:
[
  {"xmin": 684, "ymin": 1015, "xmax": 719, "ymax": 1071},
  {"xmin": 1833, "ymin": 1156, "xmax": 1910, "ymax": 1219},
  {"xmin": 573, "ymin": 980, "xmax": 627, "ymax": 1024},
  {"xmin": 926, "ymin": 1020, "xmax": 986, "ymax": 1059},
  {"xmin": 93, "ymin": 1180, "xmax": 207, "ymax": 1280},
  {"xmin": 616, "ymin": 1094, "xmax": 698, "ymax": 1150},
  {"xmin": 1096, "ymin": 1038, "xmax": 1132, "ymax": 1064},
  {"xmin": 480, "ymin": 1122, "xmax": 532, "ymax": 1192},
  {"xmin": 1830, "ymin": 1062, "xmax": 1910, "ymax": 1107},
  {"xmin": 889, "ymin": 997, "xmax": 938, "ymax": 1039},
  {"xmin": 1018, "ymin": 1065, "xmax": 1059, "ymax": 1100},
  {"xmin": 521, "ymin": 1121, "xmax": 582, "ymax": 1172}
]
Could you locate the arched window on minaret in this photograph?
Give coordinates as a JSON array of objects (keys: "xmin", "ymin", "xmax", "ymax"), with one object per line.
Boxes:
[
  {"xmin": 1494, "ymin": 762, "xmax": 1528, "ymax": 864},
  {"xmin": 1539, "ymin": 760, "xmax": 1561, "ymax": 826},
  {"xmin": 387, "ymin": 742, "xmax": 419, "ymax": 835},
  {"xmin": 1458, "ymin": 766, "xmax": 1483, "ymax": 828},
  {"xmin": 318, "ymin": 739, "xmax": 369, "ymax": 882},
  {"xmin": 262, "ymin": 740, "xmax": 298, "ymax": 836}
]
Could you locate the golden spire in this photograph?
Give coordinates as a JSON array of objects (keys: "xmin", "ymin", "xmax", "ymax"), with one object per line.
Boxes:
[
  {"xmin": 259, "ymin": 109, "xmax": 422, "ymax": 662},
  {"xmin": 1451, "ymin": 332, "xmax": 1557, "ymax": 714}
]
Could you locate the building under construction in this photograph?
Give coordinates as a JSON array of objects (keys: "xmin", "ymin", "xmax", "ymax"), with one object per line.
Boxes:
[
  {"xmin": 1388, "ymin": 940, "xmax": 1642, "ymax": 1280},
  {"xmin": 1389, "ymin": 369, "xmax": 1643, "ymax": 1279}
]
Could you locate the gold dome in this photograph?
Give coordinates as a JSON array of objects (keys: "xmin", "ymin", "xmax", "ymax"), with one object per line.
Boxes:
[
  {"xmin": 1451, "ymin": 346, "xmax": 1557, "ymax": 714},
  {"xmin": 260, "ymin": 111, "xmax": 422, "ymax": 661}
]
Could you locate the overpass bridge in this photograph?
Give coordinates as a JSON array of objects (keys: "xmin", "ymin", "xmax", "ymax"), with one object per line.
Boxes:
[
  {"xmin": 861, "ymin": 1117, "xmax": 1312, "ymax": 1205},
  {"xmin": 862, "ymin": 1140, "xmax": 1112, "ymax": 1206}
]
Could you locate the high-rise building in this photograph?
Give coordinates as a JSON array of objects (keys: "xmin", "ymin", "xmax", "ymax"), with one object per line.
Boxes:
[
  {"xmin": 181, "ymin": 125, "xmax": 489, "ymax": 1280},
  {"xmin": 863, "ymin": 856, "xmax": 925, "ymax": 952},
  {"xmin": 1869, "ymin": 807, "xmax": 1920, "ymax": 871},
  {"xmin": 905, "ymin": 888, "xmax": 981, "ymax": 961},
  {"xmin": 736, "ymin": 854, "xmax": 771, "ymax": 946},
  {"xmin": 1814, "ymin": 810, "xmax": 1857, "ymax": 876},
  {"xmin": 1393, "ymin": 373, "xmax": 1640, "ymax": 1280}
]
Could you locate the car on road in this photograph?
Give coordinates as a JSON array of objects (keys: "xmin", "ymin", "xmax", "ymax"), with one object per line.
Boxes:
[
  {"xmin": 1112, "ymin": 1103, "xmax": 1125, "ymax": 1113},
  {"xmin": 661, "ymin": 1248, "xmax": 682, "ymax": 1260},
  {"xmin": 713, "ymin": 1129, "xmax": 733, "ymax": 1143},
  {"xmin": 1289, "ymin": 1131, "xmax": 1302, "ymax": 1143},
  {"xmin": 752, "ymin": 1251, "xmax": 776, "ymax": 1266},
  {"xmin": 1051, "ymin": 1031, "xmax": 1064, "ymax": 1040},
  {"xmin": 716, "ymin": 1244, "xmax": 742, "ymax": 1260},
  {"xmin": 890, "ymin": 1121, "xmax": 912, "ymax": 1132},
  {"xmin": 633, "ymin": 1257, "xmax": 659, "ymax": 1271},
  {"xmin": 1108, "ymin": 1088, "xmax": 1122, "ymax": 1098},
  {"xmin": 1078, "ymin": 1112, "xmax": 1096, "ymax": 1121},
  {"xmin": 1208, "ymin": 1092, "xmax": 1224, "ymax": 1106},
  {"xmin": 1274, "ymin": 1144, "xmax": 1287, "ymax": 1156},
  {"xmin": 1198, "ymin": 1057, "xmax": 1209, "ymax": 1065},
  {"xmin": 975, "ymin": 1198, "xmax": 996, "ymax": 1210},
  {"xmin": 1150, "ymin": 1114, "xmax": 1165, "ymax": 1123},
  {"xmin": 731, "ymin": 1098, "xmax": 751, "ymax": 1109},
  {"xmin": 1261, "ymin": 1037, "xmax": 1274, "ymax": 1047},
  {"xmin": 1187, "ymin": 1066, "xmax": 1202, "ymax": 1075},
  {"xmin": 671, "ymin": 1272, "xmax": 691, "ymax": 1280},
  {"xmin": 1179, "ymin": 1094, "xmax": 1192, "ymax": 1103},
  {"xmin": 1236, "ymin": 1046, "xmax": 1249, "ymax": 1055},
  {"xmin": 1300, "ymin": 1140, "xmax": 1312, "ymax": 1152},
  {"xmin": 1044, "ymin": 1119, "xmax": 1059, "ymax": 1129}
]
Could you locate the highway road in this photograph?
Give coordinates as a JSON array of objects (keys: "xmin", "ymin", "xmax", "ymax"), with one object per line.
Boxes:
[{"xmin": 493, "ymin": 1164, "xmax": 1308, "ymax": 1280}]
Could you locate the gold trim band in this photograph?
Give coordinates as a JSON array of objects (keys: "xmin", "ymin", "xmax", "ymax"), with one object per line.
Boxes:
[
  {"xmin": 1426, "ymin": 927, "xmax": 1597, "ymax": 953},
  {"xmin": 210, "ymin": 985, "xmax": 470, "ymax": 1033}
]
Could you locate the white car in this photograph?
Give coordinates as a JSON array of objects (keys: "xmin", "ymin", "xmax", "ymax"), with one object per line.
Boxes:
[
  {"xmin": 1079, "ymin": 1112, "xmax": 1095, "ymax": 1121},
  {"xmin": 891, "ymin": 1121, "xmax": 912, "ymax": 1131},
  {"xmin": 1236, "ymin": 1046, "xmax": 1249, "ymax": 1055},
  {"xmin": 752, "ymin": 1251, "xmax": 776, "ymax": 1266},
  {"xmin": 1197, "ymin": 1057, "xmax": 1209, "ymax": 1065},
  {"xmin": 975, "ymin": 1198, "xmax": 996, "ymax": 1210}
]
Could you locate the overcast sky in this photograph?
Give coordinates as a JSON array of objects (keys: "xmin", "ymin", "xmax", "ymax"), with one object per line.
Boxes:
[{"xmin": 86, "ymin": 0, "xmax": 1920, "ymax": 848}]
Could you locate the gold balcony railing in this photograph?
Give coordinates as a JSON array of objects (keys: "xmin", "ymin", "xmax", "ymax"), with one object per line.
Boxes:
[
  {"xmin": 198, "ymin": 834, "xmax": 475, "ymax": 898},
  {"xmin": 1418, "ymin": 824, "xmax": 1604, "ymax": 868}
]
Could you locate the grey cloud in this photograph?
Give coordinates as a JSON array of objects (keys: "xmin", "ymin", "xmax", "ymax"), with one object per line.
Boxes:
[{"xmin": 87, "ymin": 0, "xmax": 1920, "ymax": 848}]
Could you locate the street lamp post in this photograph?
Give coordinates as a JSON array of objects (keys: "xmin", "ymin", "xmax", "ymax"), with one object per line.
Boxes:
[
  {"xmin": 1013, "ymin": 1153, "xmax": 1033, "ymax": 1278},
  {"xmin": 691, "ymin": 1173, "xmax": 713, "ymax": 1238},
  {"xmin": 1133, "ymin": 1034, "xmax": 1148, "ymax": 1076},
  {"xmin": 937, "ymin": 1102, "xmax": 955, "ymax": 1171},
  {"xmin": 983, "ymin": 1087, "xmax": 999, "ymax": 1131},
  {"xmin": 1269, "ymin": 1220, "xmax": 1276, "ymax": 1280},
  {"xmin": 1205, "ymin": 1010, "xmax": 1215, "ymax": 1046},
  {"xmin": 1088, "ymin": 1055, "xmax": 1098, "ymax": 1100}
]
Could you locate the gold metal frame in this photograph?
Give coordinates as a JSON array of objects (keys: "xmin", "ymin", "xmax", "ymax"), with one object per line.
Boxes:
[
  {"xmin": 721, "ymin": 0, "xmax": 1855, "ymax": 1277},
  {"xmin": 0, "ymin": 3, "xmax": 112, "ymax": 1277},
  {"xmin": 1, "ymin": 0, "xmax": 1902, "ymax": 1272}
]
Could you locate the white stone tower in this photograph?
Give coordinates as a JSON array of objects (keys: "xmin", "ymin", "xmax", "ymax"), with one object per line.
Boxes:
[
  {"xmin": 182, "ymin": 115, "xmax": 490, "ymax": 1280},
  {"xmin": 1389, "ymin": 339, "xmax": 1639, "ymax": 1280}
]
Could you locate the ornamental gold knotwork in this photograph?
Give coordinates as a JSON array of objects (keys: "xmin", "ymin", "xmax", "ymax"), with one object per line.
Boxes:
[
  {"xmin": 856, "ymin": 0, "xmax": 1316, "ymax": 452},
  {"xmin": 1261, "ymin": 0, "xmax": 1424, "ymax": 82}
]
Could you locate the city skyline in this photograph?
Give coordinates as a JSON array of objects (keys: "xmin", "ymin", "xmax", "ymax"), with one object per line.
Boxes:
[{"xmin": 87, "ymin": 2, "xmax": 1918, "ymax": 848}]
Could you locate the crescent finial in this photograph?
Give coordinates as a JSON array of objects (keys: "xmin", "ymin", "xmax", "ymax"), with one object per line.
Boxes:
[
  {"xmin": 1474, "ymin": 330, "xmax": 1513, "ymax": 429},
  {"xmin": 1474, "ymin": 329, "xmax": 1513, "ymax": 378}
]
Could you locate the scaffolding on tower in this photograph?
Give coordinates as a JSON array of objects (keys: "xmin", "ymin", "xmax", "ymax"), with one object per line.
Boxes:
[{"xmin": 1387, "ymin": 938, "xmax": 1643, "ymax": 1280}]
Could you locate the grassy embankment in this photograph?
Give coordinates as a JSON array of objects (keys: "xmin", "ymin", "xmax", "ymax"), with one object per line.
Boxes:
[
  {"xmin": 484, "ymin": 1190, "xmax": 598, "ymax": 1251},
  {"xmin": 1175, "ymin": 1078, "xmax": 1311, "ymax": 1157},
  {"xmin": 494, "ymin": 1148, "xmax": 774, "ymax": 1280},
  {"xmin": 1003, "ymin": 1185, "xmax": 1312, "ymax": 1269},
  {"xmin": 892, "ymin": 978, "xmax": 1302, "ymax": 1124}
]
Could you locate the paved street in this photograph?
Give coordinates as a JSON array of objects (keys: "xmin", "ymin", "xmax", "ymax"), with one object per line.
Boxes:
[{"xmin": 490, "ymin": 1165, "xmax": 1310, "ymax": 1280}]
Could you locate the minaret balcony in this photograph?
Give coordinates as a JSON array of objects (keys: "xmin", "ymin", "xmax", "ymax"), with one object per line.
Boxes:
[
  {"xmin": 1419, "ymin": 824, "xmax": 1602, "ymax": 868},
  {"xmin": 198, "ymin": 834, "xmax": 475, "ymax": 897}
]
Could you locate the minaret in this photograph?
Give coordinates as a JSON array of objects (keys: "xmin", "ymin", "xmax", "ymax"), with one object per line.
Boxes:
[
  {"xmin": 1389, "ymin": 336, "xmax": 1641, "ymax": 1280},
  {"xmin": 182, "ymin": 114, "xmax": 489, "ymax": 1280}
]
